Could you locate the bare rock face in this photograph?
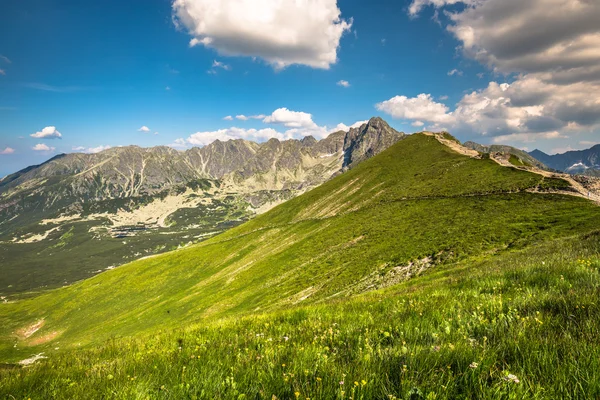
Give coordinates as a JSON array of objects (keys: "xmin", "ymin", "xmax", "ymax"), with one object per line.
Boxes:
[{"xmin": 0, "ymin": 117, "xmax": 404, "ymax": 230}]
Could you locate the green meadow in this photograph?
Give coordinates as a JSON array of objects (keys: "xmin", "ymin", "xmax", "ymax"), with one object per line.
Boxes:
[{"xmin": 1, "ymin": 134, "xmax": 600, "ymax": 399}]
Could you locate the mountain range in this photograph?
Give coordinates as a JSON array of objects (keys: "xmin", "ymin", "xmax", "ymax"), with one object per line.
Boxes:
[
  {"xmin": 530, "ymin": 146, "xmax": 600, "ymax": 176},
  {"xmin": 0, "ymin": 117, "xmax": 404, "ymax": 294}
]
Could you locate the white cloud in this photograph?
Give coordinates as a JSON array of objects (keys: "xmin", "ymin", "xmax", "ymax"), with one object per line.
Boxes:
[
  {"xmin": 492, "ymin": 131, "xmax": 567, "ymax": 144},
  {"xmin": 182, "ymin": 109, "xmax": 370, "ymax": 146},
  {"xmin": 412, "ymin": 121, "xmax": 425, "ymax": 127},
  {"xmin": 172, "ymin": 0, "xmax": 352, "ymax": 69},
  {"xmin": 337, "ymin": 80, "xmax": 350, "ymax": 88},
  {"xmin": 580, "ymin": 141, "xmax": 600, "ymax": 147},
  {"xmin": 0, "ymin": 69, "xmax": 5, "ymax": 76},
  {"xmin": 447, "ymin": 69, "xmax": 463, "ymax": 77},
  {"xmin": 154, "ymin": 132, "xmax": 159, "ymax": 135},
  {"xmin": 138, "ymin": 126, "xmax": 151, "ymax": 132},
  {"xmin": 378, "ymin": 79, "xmax": 600, "ymax": 139},
  {"xmin": 439, "ymin": 95, "xmax": 449, "ymax": 100},
  {"xmin": 32, "ymin": 143, "xmax": 55, "ymax": 152},
  {"xmin": 187, "ymin": 127, "xmax": 284, "ymax": 146},
  {"xmin": 263, "ymin": 108, "xmax": 318, "ymax": 129},
  {"xmin": 30, "ymin": 126, "xmax": 62, "ymax": 139},
  {"xmin": 212, "ymin": 60, "xmax": 231, "ymax": 71},
  {"xmin": 0, "ymin": 147, "xmax": 15, "ymax": 155},
  {"xmin": 408, "ymin": 0, "xmax": 470, "ymax": 17},
  {"xmin": 376, "ymin": 94, "xmax": 453, "ymax": 124},
  {"xmin": 223, "ymin": 115, "xmax": 234, "ymax": 121},
  {"xmin": 236, "ymin": 115, "xmax": 249, "ymax": 121},
  {"xmin": 72, "ymin": 145, "xmax": 112, "ymax": 153},
  {"xmin": 87, "ymin": 145, "xmax": 112, "ymax": 154},
  {"xmin": 208, "ymin": 60, "xmax": 232, "ymax": 74},
  {"xmin": 402, "ymin": 0, "xmax": 600, "ymax": 147},
  {"xmin": 169, "ymin": 138, "xmax": 189, "ymax": 149},
  {"xmin": 0, "ymin": 55, "xmax": 10, "ymax": 64},
  {"xmin": 330, "ymin": 120, "xmax": 368, "ymax": 133}
]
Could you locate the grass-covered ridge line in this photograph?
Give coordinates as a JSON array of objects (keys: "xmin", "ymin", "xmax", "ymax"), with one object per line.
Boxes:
[
  {"xmin": 1, "ymin": 232, "xmax": 599, "ymax": 399},
  {"xmin": 1, "ymin": 134, "xmax": 599, "ymax": 377}
]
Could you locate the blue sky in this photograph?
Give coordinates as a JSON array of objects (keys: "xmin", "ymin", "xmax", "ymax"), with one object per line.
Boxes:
[{"xmin": 1, "ymin": 0, "xmax": 599, "ymax": 177}]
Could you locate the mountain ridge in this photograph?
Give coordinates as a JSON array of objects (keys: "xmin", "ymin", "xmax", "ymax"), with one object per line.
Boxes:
[
  {"xmin": 0, "ymin": 117, "xmax": 405, "ymax": 294},
  {"xmin": 463, "ymin": 141, "xmax": 547, "ymax": 169},
  {"xmin": 529, "ymin": 145, "xmax": 600, "ymax": 175}
]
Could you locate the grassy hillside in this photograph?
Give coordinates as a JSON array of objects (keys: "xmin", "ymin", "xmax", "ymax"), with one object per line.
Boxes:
[
  {"xmin": 1, "ymin": 133, "xmax": 600, "ymax": 398},
  {"xmin": 2, "ymin": 232, "xmax": 599, "ymax": 399}
]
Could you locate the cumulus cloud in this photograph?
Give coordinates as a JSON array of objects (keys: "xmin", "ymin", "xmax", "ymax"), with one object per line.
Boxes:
[
  {"xmin": 187, "ymin": 127, "xmax": 284, "ymax": 146},
  {"xmin": 236, "ymin": 115, "xmax": 249, "ymax": 121},
  {"xmin": 30, "ymin": 126, "xmax": 62, "ymax": 139},
  {"xmin": 329, "ymin": 120, "xmax": 368, "ymax": 133},
  {"xmin": 138, "ymin": 126, "xmax": 151, "ymax": 132},
  {"xmin": 263, "ymin": 108, "xmax": 318, "ymax": 129},
  {"xmin": 172, "ymin": 0, "xmax": 352, "ymax": 69},
  {"xmin": 168, "ymin": 138, "xmax": 189, "ymax": 150},
  {"xmin": 376, "ymin": 94, "xmax": 453, "ymax": 124},
  {"xmin": 88, "ymin": 145, "xmax": 112, "ymax": 153},
  {"xmin": 72, "ymin": 145, "xmax": 112, "ymax": 153},
  {"xmin": 0, "ymin": 147, "xmax": 15, "ymax": 155},
  {"xmin": 337, "ymin": 80, "xmax": 351, "ymax": 88},
  {"xmin": 379, "ymin": 78, "xmax": 600, "ymax": 139},
  {"xmin": 181, "ymin": 108, "xmax": 370, "ymax": 146},
  {"xmin": 223, "ymin": 116, "xmax": 233, "ymax": 121},
  {"xmin": 32, "ymin": 143, "xmax": 55, "ymax": 152},
  {"xmin": 401, "ymin": 0, "xmax": 600, "ymax": 145}
]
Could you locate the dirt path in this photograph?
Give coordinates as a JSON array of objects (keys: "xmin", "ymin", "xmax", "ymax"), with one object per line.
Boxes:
[{"xmin": 427, "ymin": 132, "xmax": 600, "ymax": 205}]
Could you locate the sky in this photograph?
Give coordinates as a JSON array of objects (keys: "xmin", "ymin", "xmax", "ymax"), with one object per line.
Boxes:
[{"xmin": 1, "ymin": 0, "xmax": 600, "ymax": 177}]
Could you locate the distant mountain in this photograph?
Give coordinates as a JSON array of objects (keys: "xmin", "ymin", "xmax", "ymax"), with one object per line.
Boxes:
[
  {"xmin": 0, "ymin": 117, "xmax": 405, "ymax": 293},
  {"xmin": 463, "ymin": 141, "xmax": 547, "ymax": 169},
  {"xmin": 1, "ymin": 117, "xmax": 403, "ymax": 203},
  {"xmin": 529, "ymin": 146, "xmax": 600, "ymax": 175}
]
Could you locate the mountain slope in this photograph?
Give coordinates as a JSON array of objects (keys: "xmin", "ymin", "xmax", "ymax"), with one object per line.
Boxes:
[
  {"xmin": 530, "ymin": 145, "xmax": 600, "ymax": 174},
  {"xmin": 0, "ymin": 118, "xmax": 405, "ymax": 294},
  {"xmin": 1, "ymin": 133, "xmax": 598, "ymax": 363}
]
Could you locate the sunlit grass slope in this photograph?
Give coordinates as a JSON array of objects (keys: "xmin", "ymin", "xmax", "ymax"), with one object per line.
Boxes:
[
  {"xmin": 1, "ymin": 133, "xmax": 598, "ymax": 366},
  {"xmin": 2, "ymin": 230, "xmax": 600, "ymax": 399}
]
